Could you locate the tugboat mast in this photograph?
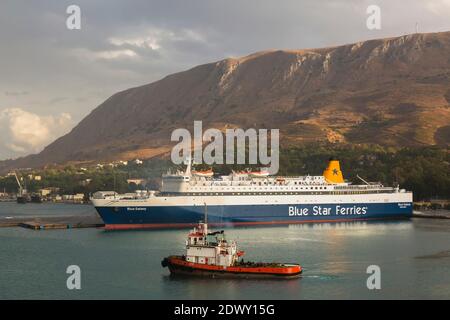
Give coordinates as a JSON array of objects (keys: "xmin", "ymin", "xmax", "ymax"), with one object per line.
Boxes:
[{"xmin": 203, "ymin": 202, "xmax": 208, "ymax": 235}]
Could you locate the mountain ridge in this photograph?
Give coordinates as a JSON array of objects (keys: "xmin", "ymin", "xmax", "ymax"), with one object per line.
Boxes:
[{"xmin": 1, "ymin": 31, "xmax": 449, "ymax": 172}]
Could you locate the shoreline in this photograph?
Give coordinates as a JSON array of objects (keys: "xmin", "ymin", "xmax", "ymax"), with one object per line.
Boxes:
[
  {"xmin": 412, "ymin": 210, "xmax": 450, "ymax": 220},
  {"xmin": 0, "ymin": 214, "xmax": 104, "ymax": 229}
]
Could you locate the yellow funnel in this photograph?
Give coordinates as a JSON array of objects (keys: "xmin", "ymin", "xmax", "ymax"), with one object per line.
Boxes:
[{"xmin": 323, "ymin": 159, "xmax": 344, "ymax": 184}]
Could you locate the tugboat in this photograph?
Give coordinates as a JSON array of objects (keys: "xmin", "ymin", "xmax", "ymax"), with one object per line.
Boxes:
[
  {"xmin": 161, "ymin": 205, "xmax": 302, "ymax": 279},
  {"xmin": 30, "ymin": 193, "xmax": 43, "ymax": 203},
  {"xmin": 16, "ymin": 195, "xmax": 28, "ymax": 204}
]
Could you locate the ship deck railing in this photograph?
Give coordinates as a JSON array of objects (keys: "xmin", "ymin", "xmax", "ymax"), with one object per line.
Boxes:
[{"xmin": 158, "ymin": 189, "xmax": 400, "ymax": 197}]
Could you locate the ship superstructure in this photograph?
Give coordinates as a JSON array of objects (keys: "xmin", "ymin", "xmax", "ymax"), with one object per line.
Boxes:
[{"xmin": 183, "ymin": 220, "xmax": 241, "ymax": 267}]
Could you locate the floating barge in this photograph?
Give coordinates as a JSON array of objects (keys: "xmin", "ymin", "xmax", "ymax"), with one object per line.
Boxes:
[
  {"xmin": 18, "ymin": 221, "xmax": 104, "ymax": 230},
  {"xmin": 0, "ymin": 215, "xmax": 104, "ymax": 230}
]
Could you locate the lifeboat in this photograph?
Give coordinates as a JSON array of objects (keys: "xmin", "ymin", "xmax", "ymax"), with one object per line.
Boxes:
[
  {"xmin": 248, "ymin": 168, "xmax": 270, "ymax": 178},
  {"xmin": 276, "ymin": 177, "xmax": 286, "ymax": 184},
  {"xmin": 192, "ymin": 169, "xmax": 214, "ymax": 177}
]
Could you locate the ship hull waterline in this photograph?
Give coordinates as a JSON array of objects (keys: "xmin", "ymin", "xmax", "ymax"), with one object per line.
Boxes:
[
  {"xmin": 94, "ymin": 202, "xmax": 413, "ymax": 230},
  {"xmin": 162, "ymin": 256, "xmax": 302, "ymax": 279}
]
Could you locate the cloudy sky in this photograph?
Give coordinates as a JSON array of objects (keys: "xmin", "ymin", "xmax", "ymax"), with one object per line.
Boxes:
[{"xmin": 1, "ymin": 0, "xmax": 449, "ymax": 160}]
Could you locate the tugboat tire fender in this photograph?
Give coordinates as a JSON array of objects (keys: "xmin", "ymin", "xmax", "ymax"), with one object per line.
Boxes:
[{"xmin": 161, "ymin": 257, "xmax": 169, "ymax": 268}]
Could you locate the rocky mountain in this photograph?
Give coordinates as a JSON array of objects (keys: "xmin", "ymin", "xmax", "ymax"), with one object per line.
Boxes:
[{"xmin": 1, "ymin": 31, "xmax": 449, "ymax": 172}]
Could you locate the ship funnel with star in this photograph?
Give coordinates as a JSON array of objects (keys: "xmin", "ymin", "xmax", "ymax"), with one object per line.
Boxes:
[{"xmin": 323, "ymin": 158, "xmax": 344, "ymax": 184}]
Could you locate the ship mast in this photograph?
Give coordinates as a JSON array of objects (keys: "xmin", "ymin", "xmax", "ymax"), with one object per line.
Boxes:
[
  {"xmin": 184, "ymin": 155, "xmax": 192, "ymax": 177},
  {"xmin": 356, "ymin": 174, "xmax": 370, "ymax": 186},
  {"xmin": 203, "ymin": 202, "xmax": 208, "ymax": 235}
]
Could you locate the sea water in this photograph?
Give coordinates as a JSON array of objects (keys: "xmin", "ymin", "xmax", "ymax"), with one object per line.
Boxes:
[{"xmin": 0, "ymin": 203, "xmax": 449, "ymax": 299}]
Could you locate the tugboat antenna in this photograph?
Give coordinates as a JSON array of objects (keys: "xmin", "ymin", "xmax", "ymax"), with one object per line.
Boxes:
[{"xmin": 204, "ymin": 202, "xmax": 208, "ymax": 224}]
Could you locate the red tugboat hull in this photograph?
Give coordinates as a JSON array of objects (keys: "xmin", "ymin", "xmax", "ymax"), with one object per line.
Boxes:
[{"xmin": 162, "ymin": 256, "xmax": 302, "ymax": 279}]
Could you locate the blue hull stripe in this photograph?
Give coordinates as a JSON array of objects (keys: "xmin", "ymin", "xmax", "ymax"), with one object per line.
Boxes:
[{"xmin": 95, "ymin": 202, "xmax": 413, "ymax": 225}]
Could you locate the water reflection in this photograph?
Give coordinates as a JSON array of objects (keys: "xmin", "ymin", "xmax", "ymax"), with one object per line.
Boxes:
[{"xmin": 162, "ymin": 273, "xmax": 304, "ymax": 300}]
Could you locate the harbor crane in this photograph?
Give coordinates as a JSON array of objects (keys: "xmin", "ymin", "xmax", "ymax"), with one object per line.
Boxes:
[
  {"xmin": 12, "ymin": 172, "xmax": 27, "ymax": 203},
  {"xmin": 13, "ymin": 172, "xmax": 24, "ymax": 196}
]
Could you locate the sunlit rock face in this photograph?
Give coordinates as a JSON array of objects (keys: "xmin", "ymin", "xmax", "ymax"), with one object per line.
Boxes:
[{"xmin": 1, "ymin": 31, "xmax": 449, "ymax": 171}]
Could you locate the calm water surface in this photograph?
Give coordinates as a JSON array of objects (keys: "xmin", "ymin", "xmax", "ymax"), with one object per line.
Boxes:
[{"xmin": 1, "ymin": 203, "xmax": 449, "ymax": 299}]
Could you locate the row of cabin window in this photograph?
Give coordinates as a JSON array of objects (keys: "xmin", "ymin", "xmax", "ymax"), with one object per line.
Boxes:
[
  {"xmin": 192, "ymin": 185, "xmax": 330, "ymax": 190},
  {"xmin": 199, "ymin": 182, "xmax": 325, "ymax": 186},
  {"xmin": 180, "ymin": 191, "xmax": 382, "ymax": 196}
]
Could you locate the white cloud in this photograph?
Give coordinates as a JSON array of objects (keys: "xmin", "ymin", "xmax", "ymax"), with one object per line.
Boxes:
[
  {"xmin": 109, "ymin": 36, "xmax": 161, "ymax": 50},
  {"xmin": 108, "ymin": 28, "xmax": 206, "ymax": 51},
  {"xmin": 0, "ymin": 108, "xmax": 73, "ymax": 158},
  {"xmin": 95, "ymin": 49, "xmax": 138, "ymax": 60},
  {"xmin": 425, "ymin": 0, "xmax": 450, "ymax": 15},
  {"xmin": 69, "ymin": 47, "xmax": 139, "ymax": 62}
]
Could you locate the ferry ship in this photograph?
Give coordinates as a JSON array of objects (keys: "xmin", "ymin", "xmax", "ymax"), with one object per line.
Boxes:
[{"xmin": 92, "ymin": 159, "xmax": 413, "ymax": 230}]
